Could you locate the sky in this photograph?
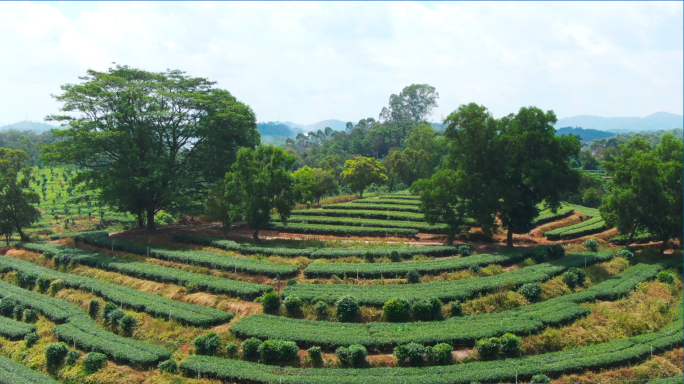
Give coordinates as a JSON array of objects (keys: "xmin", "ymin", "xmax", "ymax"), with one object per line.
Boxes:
[{"xmin": 0, "ymin": 1, "xmax": 682, "ymax": 126}]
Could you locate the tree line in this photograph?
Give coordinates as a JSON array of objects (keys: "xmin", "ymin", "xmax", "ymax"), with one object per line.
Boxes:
[{"xmin": 0, "ymin": 65, "xmax": 679, "ymax": 251}]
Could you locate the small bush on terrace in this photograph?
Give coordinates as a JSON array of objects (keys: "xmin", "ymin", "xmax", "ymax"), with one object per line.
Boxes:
[
  {"xmin": 45, "ymin": 342, "xmax": 69, "ymax": 366},
  {"xmin": 411, "ymin": 297, "xmax": 442, "ymax": 321},
  {"xmin": 88, "ymin": 299, "xmax": 100, "ymax": 318},
  {"xmin": 307, "ymin": 346, "xmax": 322, "ymax": 365},
  {"xmin": 49, "ymin": 279, "xmax": 65, "ymax": 295},
  {"xmin": 65, "ymin": 350, "xmax": 80, "ymax": 365},
  {"xmin": 449, "ymin": 301, "xmax": 462, "ymax": 317},
  {"xmin": 226, "ymin": 342, "xmax": 239, "ymax": 358},
  {"xmin": 83, "ymin": 352, "xmax": 107, "ymax": 374},
  {"xmin": 546, "ymin": 244, "xmax": 565, "ymax": 259},
  {"xmin": 259, "ymin": 340, "xmax": 299, "ymax": 364},
  {"xmin": 383, "ymin": 298, "xmax": 410, "ymax": 322},
  {"xmin": 37, "ymin": 275, "xmax": 51, "ymax": 292},
  {"xmin": 475, "ymin": 337, "xmax": 500, "ymax": 360},
  {"xmin": 657, "ymin": 271, "xmax": 675, "ymax": 284},
  {"xmin": 583, "ymin": 238, "xmax": 599, "ymax": 252},
  {"xmin": 284, "ymin": 295, "xmax": 303, "ymax": 316},
  {"xmin": 562, "ymin": 267, "xmax": 586, "ymax": 289},
  {"xmin": 518, "ymin": 282, "xmax": 542, "ymax": 301},
  {"xmin": 394, "ymin": 342, "xmax": 425, "ymax": 366},
  {"xmin": 158, "ymin": 359, "xmax": 178, "ymax": 374},
  {"xmin": 314, "ymin": 301, "xmax": 328, "ymax": 319},
  {"xmin": 499, "ymin": 333, "xmax": 522, "ymax": 357},
  {"xmin": 617, "ymin": 249, "xmax": 634, "ymax": 259},
  {"xmin": 242, "ymin": 338, "xmax": 262, "ymax": 361},
  {"xmin": 261, "ymin": 292, "xmax": 281, "ymax": 314},
  {"xmin": 458, "ymin": 245, "xmax": 472, "ymax": 257},
  {"xmin": 24, "ymin": 332, "xmax": 39, "ymax": 347},
  {"xmin": 406, "ymin": 270, "xmax": 420, "ymax": 283},
  {"xmin": 335, "ymin": 296, "xmax": 359, "ymax": 323},
  {"xmin": 119, "ymin": 315, "xmax": 137, "ymax": 332},
  {"xmin": 193, "ymin": 332, "xmax": 222, "ymax": 356},
  {"xmin": 531, "ymin": 374, "xmax": 551, "ymax": 384},
  {"xmin": 336, "ymin": 344, "xmax": 367, "ymax": 367},
  {"xmin": 102, "ymin": 302, "xmax": 118, "ymax": 320},
  {"xmin": 390, "ymin": 250, "xmax": 401, "ymax": 262},
  {"xmin": 429, "ymin": 343, "xmax": 453, "ymax": 365}
]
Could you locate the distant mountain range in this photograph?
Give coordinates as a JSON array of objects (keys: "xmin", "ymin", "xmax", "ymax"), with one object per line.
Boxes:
[
  {"xmin": 272, "ymin": 119, "xmax": 349, "ymax": 133},
  {"xmin": 555, "ymin": 112, "xmax": 682, "ymax": 133},
  {"xmin": 0, "ymin": 121, "xmax": 56, "ymax": 133},
  {"xmin": 555, "ymin": 127, "xmax": 615, "ymax": 142}
]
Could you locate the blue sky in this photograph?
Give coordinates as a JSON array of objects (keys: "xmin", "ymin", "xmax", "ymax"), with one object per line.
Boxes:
[{"xmin": 1, "ymin": 1, "xmax": 681, "ymax": 126}]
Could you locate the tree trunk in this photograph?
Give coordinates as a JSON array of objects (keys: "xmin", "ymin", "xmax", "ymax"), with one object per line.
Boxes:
[
  {"xmin": 446, "ymin": 228, "xmax": 455, "ymax": 245},
  {"xmin": 146, "ymin": 209, "xmax": 156, "ymax": 232},
  {"xmin": 253, "ymin": 228, "xmax": 260, "ymax": 241},
  {"xmin": 660, "ymin": 237, "xmax": 669, "ymax": 254},
  {"xmin": 359, "ymin": 190, "xmax": 364, "ymax": 198},
  {"xmin": 626, "ymin": 221, "xmax": 639, "ymax": 246},
  {"xmin": 137, "ymin": 212, "xmax": 145, "ymax": 228},
  {"xmin": 222, "ymin": 222, "xmax": 229, "ymax": 238},
  {"xmin": 506, "ymin": 228, "xmax": 514, "ymax": 247},
  {"xmin": 16, "ymin": 226, "xmax": 29, "ymax": 242}
]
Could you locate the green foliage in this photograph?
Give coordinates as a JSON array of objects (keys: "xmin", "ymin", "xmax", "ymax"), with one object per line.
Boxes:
[
  {"xmin": 43, "ymin": 65, "xmax": 259, "ymax": 231},
  {"xmin": 119, "ymin": 315, "xmax": 137, "ymax": 332},
  {"xmin": 307, "ymin": 346, "xmax": 322, "ymax": 365},
  {"xmin": 394, "ymin": 342, "xmax": 425, "ymax": 366},
  {"xmin": 617, "ymin": 249, "xmax": 634, "ymax": 259},
  {"xmin": 584, "ymin": 238, "xmax": 600, "ymax": 252},
  {"xmin": 475, "ymin": 337, "xmax": 500, "ymax": 360},
  {"xmin": 225, "ymin": 342, "xmax": 239, "ymax": 358},
  {"xmin": 158, "ymin": 359, "xmax": 178, "ymax": 374},
  {"xmin": 24, "ymin": 332, "xmax": 39, "ymax": 347},
  {"xmin": 107, "ymin": 309, "xmax": 125, "ymax": 324},
  {"xmin": 271, "ymin": 222, "xmax": 418, "ymax": 238},
  {"xmin": 193, "ymin": 332, "xmax": 222, "ymax": 356},
  {"xmin": 545, "ymin": 216, "xmax": 606, "ymax": 240},
  {"xmin": 532, "ymin": 374, "xmax": 551, "ymax": 383},
  {"xmin": 383, "ymin": 298, "xmax": 410, "ymax": 322},
  {"xmin": 517, "ymin": 283, "xmax": 542, "ymax": 301},
  {"xmin": 287, "ymin": 279, "xmax": 298, "ymax": 286},
  {"xmin": 204, "ymin": 182, "xmax": 233, "ymax": 236},
  {"xmin": 314, "ymin": 301, "xmax": 328, "ymax": 319},
  {"xmin": 335, "ymin": 296, "xmax": 359, "ymax": 323},
  {"xmin": 36, "ymin": 275, "xmax": 51, "ymax": 292},
  {"xmin": 448, "ymin": 301, "xmax": 463, "ymax": 317},
  {"xmin": 0, "ymin": 148, "xmax": 41, "ymax": 242},
  {"xmin": 429, "ymin": 343, "xmax": 453, "ymax": 365},
  {"xmin": 102, "ymin": 302, "xmax": 118, "ymax": 321},
  {"xmin": 48, "ymin": 278, "xmax": 64, "ymax": 294},
  {"xmin": 293, "ymin": 166, "xmax": 338, "ymax": 204},
  {"xmin": 336, "ymin": 344, "xmax": 367, "ymax": 367},
  {"xmin": 390, "ymin": 250, "xmax": 401, "ymax": 262},
  {"xmin": 458, "ymin": 245, "xmax": 472, "ymax": 257},
  {"xmin": 406, "ymin": 270, "xmax": 420, "ymax": 283},
  {"xmin": 379, "ymin": 84, "xmax": 439, "ymax": 124},
  {"xmin": 411, "ymin": 297, "xmax": 442, "ymax": 321},
  {"xmin": 225, "ymin": 145, "xmax": 296, "ymax": 239},
  {"xmin": 499, "ymin": 333, "xmax": 522, "ymax": 357},
  {"xmin": 657, "ymin": 271, "xmax": 675, "ymax": 284},
  {"xmin": 83, "ymin": 352, "xmax": 107, "ymax": 374},
  {"xmin": 88, "ymin": 299, "xmax": 99, "ymax": 319},
  {"xmin": 241, "ymin": 338, "xmax": 263, "ymax": 361},
  {"xmin": 258, "ymin": 340, "xmax": 299, "ymax": 364},
  {"xmin": 45, "ymin": 342, "xmax": 69, "ymax": 366},
  {"xmin": 341, "ymin": 157, "xmax": 388, "ymax": 198},
  {"xmin": 261, "ymin": 292, "xmax": 281, "ymax": 314},
  {"xmin": 65, "ymin": 350, "xmax": 80, "ymax": 365},
  {"xmin": 0, "ymin": 355, "xmax": 59, "ymax": 384},
  {"xmin": 283, "ymin": 295, "xmax": 303, "ymax": 316},
  {"xmin": 562, "ymin": 267, "xmax": 587, "ymax": 289},
  {"xmin": 288, "ymin": 215, "xmax": 448, "ymax": 234},
  {"xmin": 23, "ymin": 308, "xmax": 38, "ymax": 323}
]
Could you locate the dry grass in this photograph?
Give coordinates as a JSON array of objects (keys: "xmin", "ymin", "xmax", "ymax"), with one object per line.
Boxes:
[{"xmin": 463, "ymin": 290, "xmax": 528, "ymax": 315}]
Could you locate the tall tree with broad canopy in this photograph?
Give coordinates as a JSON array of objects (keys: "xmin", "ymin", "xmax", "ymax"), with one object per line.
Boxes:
[
  {"xmin": 496, "ymin": 107, "xmax": 581, "ymax": 246},
  {"xmin": 600, "ymin": 135, "xmax": 683, "ymax": 251},
  {"xmin": 225, "ymin": 145, "xmax": 296, "ymax": 240},
  {"xmin": 379, "ymin": 84, "xmax": 439, "ymax": 124},
  {"xmin": 42, "ymin": 65, "xmax": 260, "ymax": 231},
  {"xmin": 293, "ymin": 166, "xmax": 338, "ymax": 205},
  {"xmin": 341, "ymin": 156, "xmax": 388, "ymax": 198},
  {"xmin": 204, "ymin": 182, "xmax": 232, "ymax": 237},
  {"xmin": 0, "ymin": 148, "xmax": 41, "ymax": 242}
]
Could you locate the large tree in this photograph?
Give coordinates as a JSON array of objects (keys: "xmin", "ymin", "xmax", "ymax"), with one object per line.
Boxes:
[
  {"xmin": 293, "ymin": 166, "xmax": 338, "ymax": 205},
  {"xmin": 600, "ymin": 135, "xmax": 683, "ymax": 251},
  {"xmin": 225, "ymin": 145, "xmax": 296, "ymax": 240},
  {"xmin": 0, "ymin": 149, "xmax": 41, "ymax": 241},
  {"xmin": 379, "ymin": 84, "xmax": 439, "ymax": 124},
  {"xmin": 42, "ymin": 65, "xmax": 259, "ymax": 231},
  {"xmin": 341, "ymin": 156, "xmax": 387, "ymax": 198}
]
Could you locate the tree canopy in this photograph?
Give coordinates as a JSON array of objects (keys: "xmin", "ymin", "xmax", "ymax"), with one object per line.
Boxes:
[
  {"xmin": 0, "ymin": 148, "xmax": 40, "ymax": 242},
  {"xmin": 341, "ymin": 156, "xmax": 388, "ymax": 198},
  {"xmin": 42, "ymin": 65, "xmax": 259, "ymax": 230}
]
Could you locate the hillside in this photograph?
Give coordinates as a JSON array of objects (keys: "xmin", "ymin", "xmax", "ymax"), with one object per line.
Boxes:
[
  {"xmin": 556, "ymin": 127, "xmax": 615, "ymax": 141},
  {"xmin": 0, "ymin": 120, "xmax": 57, "ymax": 133},
  {"xmin": 555, "ymin": 112, "xmax": 683, "ymax": 133}
]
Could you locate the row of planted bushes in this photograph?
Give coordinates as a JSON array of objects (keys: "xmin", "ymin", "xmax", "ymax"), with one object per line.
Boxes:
[
  {"xmin": 230, "ymin": 262, "xmax": 660, "ymax": 349},
  {"xmin": 1, "ymin": 253, "xmax": 232, "ymax": 327},
  {"xmin": 286, "ymin": 215, "xmax": 449, "ymax": 233},
  {"xmin": 545, "ymin": 216, "xmax": 606, "ymax": 240},
  {"xmin": 22, "ymin": 242, "xmax": 272, "ymax": 299},
  {"xmin": 0, "ymin": 355, "xmax": 58, "ymax": 384},
  {"xmin": 532, "ymin": 206, "xmax": 574, "ymax": 224},
  {"xmin": 55, "ymin": 232, "xmax": 299, "ymax": 277},
  {"xmin": 291, "ymin": 209, "xmax": 427, "ymax": 221},
  {"xmin": 0, "ymin": 314, "xmax": 37, "ymax": 340},
  {"xmin": 283, "ymin": 252, "xmax": 614, "ymax": 305},
  {"xmin": 173, "ymin": 233, "xmax": 460, "ymax": 259},
  {"xmin": 322, "ymin": 203, "xmax": 421, "ymax": 213},
  {"xmin": 269, "ymin": 222, "xmax": 419, "ymax": 238},
  {"xmin": 0, "ymin": 280, "xmax": 172, "ymax": 367},
  {"xmin": 179, "ymin": 310, "xmax": 684, "ymax": 383},
  {"xmin": 302, "ymin": 245, "xmax": 537, "ymax": 279},
  {"xmin": 353, "ymin": 198, "xmax": 420, "ymax": 206}
]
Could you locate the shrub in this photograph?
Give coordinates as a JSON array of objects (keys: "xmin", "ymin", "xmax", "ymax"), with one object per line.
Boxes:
[
  {"xmin": 88, "ymin": 299, "xmax": 100, "ymax": 319},
  {"xmin": 314, "ymin": 301, "xmax": 328, "ymax": 319},
  {"xmin": 193, "ymin": 332, "xmax": 222, "ymax": 356},
  {"xmin": 406, "ymin": 270, "xmax": 420, "ymax": 283},
  {"xmin": 364, "ymin": 251, "xmax": 375, "ymax": 263},
  {"xmin": 475, "ymin": 337, "xmax": 500, "ymax": 360},
  {"xmin": 383, "ymin": 298, "xmax": 410, "ymax": 322},
  {"xmin": 241, "ymin": 338, "xmax": 262, "ymax": 361},
  {"xmin": 458, "ymin": 245, "xmax": 472, "ymax": 257},
  {"xmin": 258, "ymin": 340, "xmax": 299, "ymax": 364},
  {"xmin": 394, "ymin": 342, "xmax": 425, "ymax": 366},
  {"xmin": 261, "ymin": 292, "xmax": 281, "ymax": 313},
  {"xmin": 562, "ymin": 267, "xmax": 586, "ymax": 289},
  {"xmin": 226, "ymin": 342, "xmax": 239, "ymax": 358},
  {"xmin": 583, "ymin": 238, "xmax": 599, "ymax": 252},
  {"xmin": 390, "ymin": 250, "xmax": 401, "ymax": 262},
  {"xmin": 65, "ymin": 350, "xmax": 80, "ymax": 365},
  {"xmin": 532, "ymin": 248, "xmax": 547, "ymax": 263},
  {"xmin": 449, "ymin": 301, "xmax": 462, "ymax": 317},
  {"xmin": 522, "ymin": 258, "xmax": 536, "ymax": 267},
  {"xmin": 158, "ymin": 359, "xmax": 178, "ymax": 374},
  {"xmin": 16, "ymin": 270, "xmax": 38, "ymax": 288},
  {"xmin": 83, "ymin": 352, "xmax": 107, "ymax": 374},
  {"xmin": 517, "ymin": 283, "xmax": 542, "ymax": 301},
  {"xmin": 48, "ymin": 279, "xmax": 65, "ymax": 295},
  {"xmin": 286, "ymin": 279, "xmax": 298, "ymax": 286},
  {"xmin": 336, "ymin": 344, "xmax": 367, "ymax": 367},
  {"xmin": 37, "ymin": 275, "xmax": 52, "ymax": 292},
  {"xmin": 0, "ymin": 297, "xmax": 16, "ymax": 316},
  {"xmin": 411, "ymin": 297, "xmax": 442, "ymax": 321},
  {"xmin": 23, "ymin": 309, "xmax": 38, "ymax": 323},
  {"xmin": 283, "ymin": 295, "xmax": 303, "ymax": 316},
  {"xmin": 469, "ymin": 264, "xmax": 481, "ymax": 274},
  {"xmin": 119, "ymin": 315, "xmax": 137, "ymax": 332},
  {"xmin": 657, "ymin": 271, "xmax": 675, "ymax": 284},
  {"xmin": 13, "ymin": 305, "xmax": 24, "ymax": 320},
  {"xmin": 431, "ymin": 343, "xmax": 453, "ymax": 365},
  {"xmin": 278, "ymin": 340, "xmax": 299, "ymax": 362},
  {"xmin": 45, "ymin": 342, "xmax": 69, "ymax": 366},
  {"xmin": 617, "ymin": 249, "xmax": 634, "ymax": 259},
  {"xmin": 499, "ymin": 333, "xmax": 522, "ymax": 357},
  {"xmin": 546, "ymin": 244, "xmax": 565, "ymax": 259},
  {"xmin": 107, "ymin": 309, "xmax": 125, "ymax": 324},
  {"xmin": 24, "ymin": 332, "xmax": 39, "ymax": 347},
  {"xmin": 335, "ymin": 296, "xmax": 359, "ymax": 323},
  {"xmin": 102, "ymin": 302, "xmax": 118, "ymax": 320},
  {"xmin": 531, "ymin": 374, "xmax": 551, "ymax": 384},
  {"xmin": 307, "ymin": 346, "xmax": 322, "ymax": 365}
]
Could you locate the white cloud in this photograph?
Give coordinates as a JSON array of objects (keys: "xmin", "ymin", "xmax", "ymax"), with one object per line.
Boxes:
[{"xmin": 0, "ymin": 1, "xmax": 680, "ymax": 126}]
